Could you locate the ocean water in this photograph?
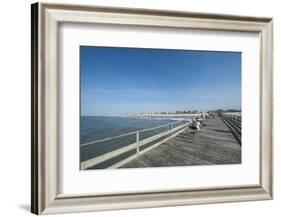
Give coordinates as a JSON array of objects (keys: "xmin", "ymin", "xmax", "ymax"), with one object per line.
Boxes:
[{"xmin": 80, "ymin": 116, "xmax": 190, "ymax": 168}]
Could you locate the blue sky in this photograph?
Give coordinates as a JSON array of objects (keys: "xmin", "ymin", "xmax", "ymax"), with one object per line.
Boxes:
[{"xmin": 80, "ymin": 46, "xmax": 241, "ymax": 116}]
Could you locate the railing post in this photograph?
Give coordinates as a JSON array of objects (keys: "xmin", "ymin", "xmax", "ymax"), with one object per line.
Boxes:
[
  {"xmin": 170, "ymin": 123, "xmax": 173, "ymax": 136},
  {"xmin": 136, "ymin": 131, "xmax": 139, "ymax": 157}
]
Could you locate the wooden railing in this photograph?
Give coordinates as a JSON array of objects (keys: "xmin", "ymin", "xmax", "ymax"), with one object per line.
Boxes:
[
  {"xmin": 222, "ymin": 113, "xmax": 242, "ymax": 122},
  {"xmin": 81, "ymin": 119, "xmax": 190, "ymax": 169}
]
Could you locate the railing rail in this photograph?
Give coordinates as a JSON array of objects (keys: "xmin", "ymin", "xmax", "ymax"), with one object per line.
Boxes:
[
  {"xmin": 81, "ymin": 119, "xmax": 184, "ymax": 147},
  {"xmin": 81, "ymin": 131, "xmax": 136, "ymax": 147},
  {"xmin": 81, "ymin": 119, "xmax": 189, "ymax": 169},
  {"xmin": 222, "ymin": 113, "xmax": 242, "ymax": 122}
]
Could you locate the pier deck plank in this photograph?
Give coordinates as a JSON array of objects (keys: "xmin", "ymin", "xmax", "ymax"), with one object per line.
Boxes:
[{"xmin": 121, "ymin": 117, "xmax": 241, "ymax": 168}]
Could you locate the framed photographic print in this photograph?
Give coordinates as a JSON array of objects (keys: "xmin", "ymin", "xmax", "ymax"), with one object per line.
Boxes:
[{"xmin": 31, "ymin": 3, "xmax": 273, "ymax": 215}]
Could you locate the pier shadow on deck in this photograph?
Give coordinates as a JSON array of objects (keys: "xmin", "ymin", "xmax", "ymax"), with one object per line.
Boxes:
[{"xmin": 121, "ymin": 117, "xmax": 241, "ymax": 168}]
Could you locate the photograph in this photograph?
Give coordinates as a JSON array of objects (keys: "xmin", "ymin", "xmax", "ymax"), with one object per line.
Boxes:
[{"xmin": 80, "ymin": 46, "xmax": 242, "ymax": 170}]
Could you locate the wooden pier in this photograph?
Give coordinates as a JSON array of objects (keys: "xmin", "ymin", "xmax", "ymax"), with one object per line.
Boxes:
[{"xmin": 121, "ymin": 116, "xmax": 241, "ymax": 168}]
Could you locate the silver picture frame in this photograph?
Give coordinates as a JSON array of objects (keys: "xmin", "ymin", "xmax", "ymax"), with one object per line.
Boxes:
[{"xmin": 31, "ymin": 2, "xmax": 273, "ymax": 215}]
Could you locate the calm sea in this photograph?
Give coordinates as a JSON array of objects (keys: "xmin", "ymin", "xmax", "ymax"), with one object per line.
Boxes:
[{"xmin": 80, "ymin": 116, "xmax": 191, "ymax": 169}]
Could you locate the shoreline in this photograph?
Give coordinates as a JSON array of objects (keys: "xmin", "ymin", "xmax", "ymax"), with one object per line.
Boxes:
[
  {"xmin": 81, "ymin": 113, "xmax": 203, "ymax": 117},
  {"xmin": 127, "ymin": 113, "xmax": 202, "ymax": 118}
]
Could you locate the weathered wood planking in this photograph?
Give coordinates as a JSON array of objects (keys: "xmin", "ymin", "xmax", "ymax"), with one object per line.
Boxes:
[{"xmin": 121, "ymin": 117, "xmax": 241, "ymax": 168}]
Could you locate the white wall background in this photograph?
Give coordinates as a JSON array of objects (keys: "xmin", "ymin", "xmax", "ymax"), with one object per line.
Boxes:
[{"xmin": 0, "ymin": 0, "xmax": 280, "ymax": 216}]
